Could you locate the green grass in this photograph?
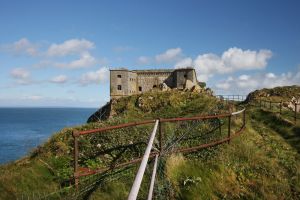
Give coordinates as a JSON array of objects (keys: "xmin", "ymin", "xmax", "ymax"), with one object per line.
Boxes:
[{"xmin": 0, "ymin": 89, "xmax": 300, "ymax": 199}]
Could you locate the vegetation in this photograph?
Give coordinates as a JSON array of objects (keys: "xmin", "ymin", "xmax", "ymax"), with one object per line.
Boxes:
[
  {"xmin": 247, "ymin": 85, "xmax": 300, "ymax": 102},
  {"xmin": 0, "ymin": 88, "xmax": 300, "ymax": 199}
]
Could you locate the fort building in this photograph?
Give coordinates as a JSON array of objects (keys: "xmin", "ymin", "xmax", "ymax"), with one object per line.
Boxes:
[{"xmin": 110, "ymin": 68, "xmax": 199, "ymax": 99}]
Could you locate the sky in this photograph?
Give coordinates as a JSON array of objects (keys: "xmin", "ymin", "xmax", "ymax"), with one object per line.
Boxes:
[{"xmin": 0, "ymin": 0, "xmax": 300, "ymax": 107}]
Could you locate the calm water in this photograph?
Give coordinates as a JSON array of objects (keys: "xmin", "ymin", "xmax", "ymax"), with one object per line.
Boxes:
[{"xmin": 0, "ymin": 107, "xmax": 96, "ymax": 164}]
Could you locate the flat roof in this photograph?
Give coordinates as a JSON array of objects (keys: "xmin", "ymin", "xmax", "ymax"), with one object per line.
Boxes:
[{"xmin": 110, "ymin": 67, "xmax": 194, "ymax": 72}]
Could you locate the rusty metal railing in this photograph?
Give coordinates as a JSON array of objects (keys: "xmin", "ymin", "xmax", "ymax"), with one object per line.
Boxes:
[
  {"xmin": 71, "ymin": 106, "xmax": 246, "ymax": 197},
  {"xmin": 252, "ymin": 98, "xmax": 300, "ymax": 124},
  {"xmin": 216, "ymin": 94, "xmax": 247, "ymax": 102}
]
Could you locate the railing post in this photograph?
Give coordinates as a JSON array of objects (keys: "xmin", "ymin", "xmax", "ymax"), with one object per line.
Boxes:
[
  {"xmin": 218, "ymin": 118, "xmax": 222, "ymax": 135},
  {"xmin": 243, "ymin": 109, "xmax": 246, "ymax": 127},
  {"xmin": 295, "ymin": 103, "xmax": 297, "ymax": 124},
  {"xmin": 228, "ymin": 115, "xmax": 231, "ymax": 144},
  {"xmin": 72, "ymin": 130, "xmax": 80, "ymax": 190},
  {"xmin": 158, "ymin": 118, "xmax": 163, "ymax": 153},
  {"xmin": 280, "ymin": 101, "xmax": 282, "ymax": 115}
]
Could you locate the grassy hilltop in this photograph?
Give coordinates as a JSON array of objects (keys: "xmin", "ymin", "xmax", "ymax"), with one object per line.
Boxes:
[{"xmin": 0, "ymin": 88, "xmax": 300, "ymax": 199}]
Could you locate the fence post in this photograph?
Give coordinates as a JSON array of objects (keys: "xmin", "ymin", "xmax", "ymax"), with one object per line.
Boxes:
[
  {"xmin": 243, "ymin": 109, "xmax": 246, "ymax": 127},
  {"xmin": 218, "ymin": 117, "xmax": 222, "ymax": 135},
  {"xmin": 72, "ymin": 130, "xmax": 80, "ymax": 190},
  {"xmin": 280, "ymin": 101, "xmax": 282, "ymax": 115},
  {"xmin": 158, "ymin": 118, "xmax": 163, "ymax": 153},
  {"xmin": 295, "ymin": 103, "xmax": 297, "ymax": 124},
  {"xmin": 269, "ymin": 101, "xmax": 272, "ymax": 110},
  {"xmin": 228, "ymin": 115, "xmax": 231, "ymax": 144}
]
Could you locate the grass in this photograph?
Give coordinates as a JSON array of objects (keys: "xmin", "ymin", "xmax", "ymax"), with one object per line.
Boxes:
[
  {"xmin": 160, "ymin": 106, "xmax": 300, "ymax": 199},
  {"xmin": 0, "ymin": 89, "xmax": 300, "ymax": 199}
]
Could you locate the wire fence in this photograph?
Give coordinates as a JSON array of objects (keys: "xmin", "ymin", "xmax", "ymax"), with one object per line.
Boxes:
[
  {"xmin": 18, "ymin": 95, "xmax": 247, "ymax": 199},
  {"xmin": 250, "ymin": 97, "xmax": 300, "ymax": 124}
]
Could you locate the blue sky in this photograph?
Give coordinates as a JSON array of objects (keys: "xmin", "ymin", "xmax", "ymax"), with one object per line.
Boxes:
[{"xmin": 0, "ymin": 0, "xmax": 300, "ymax": 107}]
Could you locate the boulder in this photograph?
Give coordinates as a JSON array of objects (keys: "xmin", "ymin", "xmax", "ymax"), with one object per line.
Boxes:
[
  {"xmin": 288, "ymin": 97, "xmax": 300, "ymax": 112},
  {"xmin": 159, "ymin": 83, "xmax": 171, "ymax": 91},
  {"xmin": 190, "ymin": 84, "xmax": 203, "ymax": 93}
]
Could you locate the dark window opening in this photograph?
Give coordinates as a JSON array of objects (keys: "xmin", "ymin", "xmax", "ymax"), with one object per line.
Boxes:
[
  {"xmin": 153, "ymin": 85, "xmax": 157, "ymax": 88},
  {"xmin": 139, "ymin": 86, "xmax": 142, "ymax": 91},
  {"xmin": 117, "ymin": 85, "xmax": 122, "ymax": 90},
  {"xmin": 117, "ymin": 75, "xmax": 122, "ymax": 78},
  {"xmin": 184, "ymin": 74, "xmax": 187, "ymax": 78}
]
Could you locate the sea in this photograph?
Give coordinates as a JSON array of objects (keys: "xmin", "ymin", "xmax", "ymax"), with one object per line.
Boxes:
[{"xmin": 0, "ymin": 107, "xmax": 96, "ymax": 164}]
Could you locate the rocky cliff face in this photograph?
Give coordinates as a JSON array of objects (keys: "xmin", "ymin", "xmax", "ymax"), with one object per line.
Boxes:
[
  {"xmin": 246, "ymin": 85, "xmax": 300, "ymax": 102},
  {"xmin": 87, "ymin": 101, "xmax": 112, "ymax": 123}
]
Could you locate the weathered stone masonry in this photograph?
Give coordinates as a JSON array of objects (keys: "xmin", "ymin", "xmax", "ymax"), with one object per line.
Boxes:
[{"xmin": 110, "ymin": 68, "xmax": 198, "ymax": 99}]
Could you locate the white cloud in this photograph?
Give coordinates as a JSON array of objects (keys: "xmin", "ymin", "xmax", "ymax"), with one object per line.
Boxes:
[
  {"xmin": 174, "ymin": 57, "xmax": 193, "ymax": 68},
  {"xmin": 3, "ymin": 38, "xmax": 39, "ymax": 56},
  {"xmin": 239, "ymin": 74, "xmax": 250, "ymax": 81},
  {"xmin": 216, "ymin": 82, "xmax": 231, "ymax": 90},
  {"xmin": 266, "ymin": 72, "xmax": 276, "ymax": 79},
  {"xmin": 10, "ymin": 68, "xmax": 30, "ymax": 79},
  {"xmin": 47, "ymin": 39, "xmax": 94, "ymax": 57},
  {"xmin": 137, "ymin": 56, "xmax": 151, "ymax": 65},
  {"xmin": 221, "ymin": 48, "xmax": 272, "ymax": 70},
  {"xmin": 79, "ymin": 67, "xmax": 109, "ymax": 86},
  {"xmin": 215, "ymin": 70, "xmax": 300, "ymax": 94},
  {"xmin": 54, "ymin": 52, "xmax": 97, "ymax": 69},
  {"xmin": 155, "ymin": 48, "xmax": 182, "ymax": 63},
  {"xmin": 174, "ymin": 47, "xmax": 273, "ymax": 82},
  {"xmin": 50, "ymin": 75, "xmax": 68, "ymax": 84}
]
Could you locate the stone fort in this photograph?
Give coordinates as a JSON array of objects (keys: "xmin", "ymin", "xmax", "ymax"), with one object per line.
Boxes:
[{"xmin": 110, "ymin": 68, "xmax": 199, "ymax": 99}]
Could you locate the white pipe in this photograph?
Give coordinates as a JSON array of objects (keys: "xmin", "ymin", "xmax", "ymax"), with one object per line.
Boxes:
[
  {"xmin": 231, "ymin": 108, "xmax": 245, "ymax": 116},
  {"xmin": 147, "ymin": 154, "xmax": 159, "ymax": 200},
  {"xmin": 128, "ymin": 120, "xmax": 159, "ymax": 200}
]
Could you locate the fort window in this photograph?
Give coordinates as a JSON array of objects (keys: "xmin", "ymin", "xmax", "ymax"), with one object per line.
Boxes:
[
  {"xmin": 139, "ymin": 86, "xmax": 142, "ymax": 91},
  {"xmin": 153, "ymin": 85, "xmax": 157, "ymax": 88},
  {"xmin": 184, "ymin": 74, "xmax": 187, "ymax": 78},
  {"xmin": 117, "ymin": 75, "xmax": 122, "ymax": 78},
  {"xmin": 117, "ymin": 85, "xmax": 122, "ymax": 90}
]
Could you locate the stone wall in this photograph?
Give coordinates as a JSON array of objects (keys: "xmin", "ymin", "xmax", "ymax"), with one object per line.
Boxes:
[
  {"xmin": 110, "ymin": 68, "xmax": 198, "ymax": 99},
  {"xmin": 136, "ymin": 72, "xmax": 173, "ymax": 93}
]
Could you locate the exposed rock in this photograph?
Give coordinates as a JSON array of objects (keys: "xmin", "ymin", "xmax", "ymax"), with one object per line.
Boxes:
[
  {"xmin": 137, "ymin": 96, "xmax": 144, "ymax": 108},
  {"xmin": 205, "ymin": 88, "xmax": 214, "ymax": 96},
  {"xmin": 288, "ymin": 97, "xmax": 300, "ymax": 112},
  {"xmin": 87, "ymin": 101, "xmax": 112, "ymax": 123},
  {"xmin": 190, "ymin": 84, "xmax": 203, "ymax": 93},
  {"xmin": 159, "ymin": 83, "xmax": 171, "ymax": 91}
]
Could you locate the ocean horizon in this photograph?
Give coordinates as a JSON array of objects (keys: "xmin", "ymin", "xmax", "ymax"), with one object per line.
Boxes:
[{"xmin": 0, "ymin": 107, "xmax": 96, "ymax": 164}]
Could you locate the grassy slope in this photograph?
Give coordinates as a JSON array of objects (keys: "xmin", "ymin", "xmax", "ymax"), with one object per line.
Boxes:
[
  {"xmin": 89, "ymin": 106, "xmax": 300, "ymax": 199},
  {"xmin": 0, "ymin": 89, "xmax": 300, "ymax": 199}
]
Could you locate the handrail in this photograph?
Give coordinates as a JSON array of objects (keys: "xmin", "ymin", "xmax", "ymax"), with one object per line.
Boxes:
[
  {"xmin": 79, "ymin": 119, "xmax": 156, "ymax": 135},
  {"xmin": 147, "ymin": 155, "xmax": 158, "ymax": 200},
  {"xmin": 231, "ymin": 108, "xmax": 245, "ymax": 116},
  {"xmin": 128, "ymin": 120, "xmax": 159, "ymax": 200},
  {"xmin": 72, "ymin": 105, "xmax": 247, "ymax": 198}
]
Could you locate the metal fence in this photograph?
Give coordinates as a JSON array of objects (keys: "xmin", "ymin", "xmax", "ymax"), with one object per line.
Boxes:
[
  {"xmin": 72, "ymin": 106, "xmax": 246, "ymax": 199},
  {"xmin": 251, "ymin": 98, "xmax": 300, "ymax": 124}
]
